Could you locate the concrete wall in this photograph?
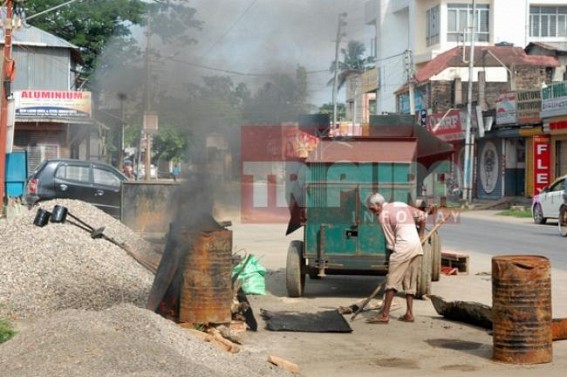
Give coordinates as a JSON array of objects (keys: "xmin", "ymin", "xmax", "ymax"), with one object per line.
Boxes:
[{"xmin": 122, "ymin": 181, "xmax": 179, "ymax": 234}]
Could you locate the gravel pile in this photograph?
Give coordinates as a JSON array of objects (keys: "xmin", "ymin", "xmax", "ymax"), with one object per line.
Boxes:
[
  {"xmin": 0, "ymin": 304, "xmax": 291, "ymax": 377},
  {"xmin": 0, "ymin": 199, "xmax": 160, "ymax": 320}
]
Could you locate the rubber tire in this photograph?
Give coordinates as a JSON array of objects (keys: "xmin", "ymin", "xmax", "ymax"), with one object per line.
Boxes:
[
  {"xmin": 286, "ymin": 240, "xmax": 306, "ymax": 297},
  {"xmin": 429, "ymin": 231, "xmax": 441, "ymax": 282},
  {"xmin": 416, "ymin": 243, "xmax": 432, "ymax": 299},
  {"xmin": 533, "ymin": 203, "xmax": 547, "ymax": 225},
  {"xmin": 559, "ymin": 206, "xmax": 567, "ymax": 237}
]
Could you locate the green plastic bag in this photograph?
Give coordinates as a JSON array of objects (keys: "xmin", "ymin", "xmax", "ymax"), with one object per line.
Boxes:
[{"xmin": 232, "ymin": 254, "xmax": 267, "ymax": 295}]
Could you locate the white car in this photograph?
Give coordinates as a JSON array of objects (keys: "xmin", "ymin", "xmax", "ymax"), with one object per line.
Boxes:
[{"xmin": 531, "ymin": 175, "xmax": 567, "ymax": 236}]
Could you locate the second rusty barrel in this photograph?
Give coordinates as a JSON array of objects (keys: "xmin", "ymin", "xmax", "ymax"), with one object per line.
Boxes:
[{"xmin": 492, "ymin": 255, "xmax": 552, "ymax": 364}]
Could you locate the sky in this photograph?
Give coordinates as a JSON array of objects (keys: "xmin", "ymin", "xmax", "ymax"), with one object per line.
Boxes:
[{"xmin": 167, "ymin": 0, "xmax": 372, "ymax": 107}]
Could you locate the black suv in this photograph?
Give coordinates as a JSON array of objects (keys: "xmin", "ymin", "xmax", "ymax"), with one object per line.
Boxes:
[{"xmin": 25, "ymin": 159, "xmax": 128, "ymax": 218}]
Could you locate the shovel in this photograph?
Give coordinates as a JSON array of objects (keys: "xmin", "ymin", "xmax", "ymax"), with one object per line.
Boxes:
[
  {"xmin": 350, "ymin": 213, "xmax": 450, "ymax": 321},
  {"xmin": 47, "ymin": 205, "xmax": 152, "ymax": 271}
]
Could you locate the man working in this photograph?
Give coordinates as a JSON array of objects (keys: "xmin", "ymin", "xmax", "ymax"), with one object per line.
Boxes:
[{"xmin": 365, "ymin": 193, "xmax": 426, "ymax": 324}]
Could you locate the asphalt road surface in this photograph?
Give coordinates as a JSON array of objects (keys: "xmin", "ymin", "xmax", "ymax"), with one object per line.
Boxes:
[{"xmin": 228, "ymin": 209, "xmax": 567, "ymax": 377}]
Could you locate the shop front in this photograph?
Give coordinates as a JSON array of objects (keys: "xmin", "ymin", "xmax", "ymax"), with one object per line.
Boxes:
[
  {"xmin": 13, "ymin": 90, "xmax": 105, "ymax": 171},
  {"xmin": 540, "ymin": 82, "xmax": 567, "ymax": 192}
]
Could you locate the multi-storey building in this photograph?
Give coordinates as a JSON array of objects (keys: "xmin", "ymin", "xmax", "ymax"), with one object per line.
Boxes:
[
  {"xmin": 364, "ymin": 0, "xmax": 567, "ymax": 114},
  {"xmin": 345, "ymin": 1, "xmax": 567, "ymax": 202}
]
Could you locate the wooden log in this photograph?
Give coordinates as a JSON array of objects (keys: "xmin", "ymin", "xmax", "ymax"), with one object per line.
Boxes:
[
  {"xmin": 430, "ymin": 295, "xmax": 492, "ymax": 329},
  {"xmin": 182, "ymin": 327, "xmax": 240, "ymax": 353},
  {"xmin": 206, "ymin": 327, "xmax": 241, "ymax": 353},
  {"xmin": 431, "ymin": 296, "xmax": 567, "ymax": 342},
  {"xmin": 268, "ymin": 355, "xmax": 299, "ymax": 374}
]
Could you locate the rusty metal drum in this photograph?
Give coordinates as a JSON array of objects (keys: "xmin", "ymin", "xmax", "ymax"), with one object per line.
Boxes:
[
  {"xmin": 179, "ymin": 229, "xmax": 233, "ymax": 325},
  {"xmin": 492, "ymin": 255, "xmax": 552, "ymax": 364}
]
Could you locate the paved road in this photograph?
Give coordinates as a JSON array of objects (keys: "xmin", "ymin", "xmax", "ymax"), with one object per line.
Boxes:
[
  {"xmin": 436, "ymin": 210, "xmax": 567, "ymax": 316},
  {"xmin": 228, "ymin": 210, "xmax": 567, "ymax": 377}
]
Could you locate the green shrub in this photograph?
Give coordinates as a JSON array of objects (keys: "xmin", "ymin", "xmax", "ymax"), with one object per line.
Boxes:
[
  {"xmin": 498, "ymin": 208, "xmax": 532, "ymax": 218},
  {"xmin": 0, "ymin": 318, "xmax": 16, "ymax": 344}
]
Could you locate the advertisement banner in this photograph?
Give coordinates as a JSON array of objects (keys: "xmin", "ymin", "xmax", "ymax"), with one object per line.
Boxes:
[
  {"xmin": 533, "ymin": 135, "xmax": 551, "ymax": 193},
  {"xmin": 14, "ymin": 90, "xmax": 92, "ymax": 119},
  {"xmin": 426, "ymin": 109, "xmax": 465, "ymax": 142},
  {"xmin": 516, "ymin": 89, "xmax": 541, "ymax": 124},
  {"xmin": 496, "ymin": 92, "xmax": 517, "ymax": 125},
  {"xmin": 541, "ymin": 82, "xmax": 567, "ymax": 118}
]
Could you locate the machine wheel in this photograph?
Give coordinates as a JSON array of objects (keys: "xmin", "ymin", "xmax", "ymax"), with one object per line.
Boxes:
[
  {"xmin": 416, "ymin": 243, "xmax": 432, "ymax": 299},
  {"xmin": 286, "ymin": 240, "xmax": 306, "ymax": 297},
  {"xmin": 429, "ymin": 231, "xmax": 442, "ymax": 282},
  {"xmin": 559, "ymin": 206, "xmax": 567, "ymax": 237},
  {"xmin": 533, "ymin": 203, "xmax": 547, "ymax": 225}
]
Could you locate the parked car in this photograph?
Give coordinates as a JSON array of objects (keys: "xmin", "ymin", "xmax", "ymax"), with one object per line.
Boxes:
[
  {"xmin": 24, "ymin": 159, "xmax": 128, "ymax": 219},
  {"xmin": 532, "ymin": 175, "xmax": 567, "ymax": 228}
]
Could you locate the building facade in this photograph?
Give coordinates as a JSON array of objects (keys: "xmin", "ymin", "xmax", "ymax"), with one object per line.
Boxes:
[
  {"xmin": 365, "ymin": 0, "xmax": 567, "ymax": 114},
  {"xmin": 3, "ymin": 24, "xmax": 105, "ymax": 175}
]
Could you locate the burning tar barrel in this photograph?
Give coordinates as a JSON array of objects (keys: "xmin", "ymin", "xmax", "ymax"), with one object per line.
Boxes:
[
  {"xmin": 179, "ymin": 228, "xmax": 233, "ymax": 325},
  {"xmin": 492, "ymin": 255, "xmax": 552, "ymax": 364}
]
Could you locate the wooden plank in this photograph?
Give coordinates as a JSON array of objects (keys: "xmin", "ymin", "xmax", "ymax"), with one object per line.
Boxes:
[
  {"xmin": 268, "ymin": 355, "xmax": 299, "ymax": 374},
  {"xmin": 182, "ymin": 327, "xmax": 240, "ymax": 353},
  {"xmin": 441, "ymin": 252, "xmax": 469, "ymax": 275}
]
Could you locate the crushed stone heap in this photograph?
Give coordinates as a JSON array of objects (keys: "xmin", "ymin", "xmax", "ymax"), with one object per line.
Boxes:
[{"xmin": 0, "ymin": 199, "xmax": 160, "ymax": 320}]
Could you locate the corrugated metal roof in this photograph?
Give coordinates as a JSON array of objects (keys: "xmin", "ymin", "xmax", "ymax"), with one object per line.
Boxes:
[
  {"xmin": 414, "ymin": 46, "xmax": 559, "ymax": 84},
  {"xmin": 367, "ymin": 123, "xmax": 454, "ymax": 168},
  {"xmin": 2, "ymin": 25, "xmax": 78, "ymax": 49}
]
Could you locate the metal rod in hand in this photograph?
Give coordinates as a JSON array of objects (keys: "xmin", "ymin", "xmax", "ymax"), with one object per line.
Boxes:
[{"xmin": 350, "ymin": 214, "xmax": 451, "ymax": 321}]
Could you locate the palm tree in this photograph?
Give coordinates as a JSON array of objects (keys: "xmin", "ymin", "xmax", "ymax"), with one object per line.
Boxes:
[{"xmin": 328, "ymin": 40, "xmax": 375, "ymax": 90}]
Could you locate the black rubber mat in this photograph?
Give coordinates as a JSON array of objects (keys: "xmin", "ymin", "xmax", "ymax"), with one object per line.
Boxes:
[{"xmin": 260, "ymin": 309, "xmax": 352, "ymax": 333}]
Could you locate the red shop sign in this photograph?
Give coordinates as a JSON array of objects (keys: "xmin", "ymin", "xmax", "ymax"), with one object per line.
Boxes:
[{"xmin": 533, "ymin": 135, "xmax": 551, "ymax": 193}]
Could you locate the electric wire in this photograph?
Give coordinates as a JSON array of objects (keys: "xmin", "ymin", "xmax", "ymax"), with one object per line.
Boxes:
[{"xmin": 199, "ymin": 0, "xmax": 258, "ymax": 59}]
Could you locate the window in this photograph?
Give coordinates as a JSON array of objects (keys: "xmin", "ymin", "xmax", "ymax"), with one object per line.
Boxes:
[
  {"xmin": 93, "ymin": 167, "xmax": 121, "ymax": 188},
  {"xmin": 530, "ymin": 6, "xmax": 567, "ymax": 38},
  {"xmin": 56, "ymin": 164, "xmax": 90, "ymax": 183},
  {"xmin": 426, "ymin": 5, "xmax": 440, "ymax": 46},
  {"xmin": 447, "ymin": 4, "xmax": 490, "ymax": 43}
]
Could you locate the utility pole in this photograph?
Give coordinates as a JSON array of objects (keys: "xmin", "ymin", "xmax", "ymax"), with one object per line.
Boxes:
[
  {"xmin": 463, "ymin": 0, "xmax": 476, "ymax": 206},
  {"xmin": 405, "ymin": 49, "xmax": 416, "ymax": 115},
  {"xmin": 117, "ymin": 93, "xmax": 127, "ymax": 172},
  {"xmin": 144, "ymin": 16, "xmax": 152, "ymax": 181},
  {"xmin": 0, "ymin": 0, "xmax": 14, "ymax": 213},
  {"xmin": 332, "ymin": 12, "xmax": 347, "ymax": 131}
]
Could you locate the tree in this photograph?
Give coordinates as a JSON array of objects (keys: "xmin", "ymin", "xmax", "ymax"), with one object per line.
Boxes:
[
  {"xmin": 25, "ymin": 0, "xmax": 202, "ymax": 86},
  {"xmin": 319, "ymin": 102, "xmax": 346, "ymax": 122},
  {"xmin": 329, "ymin": 40, "xmax": 375, "ymax": 91},
  {"xmin": 152, "ymin": 129, "xmax": 188, "ymax": 163},
  {"xmin": 243, "ymin": 66, "xmax": 310, "ymax": 124}
]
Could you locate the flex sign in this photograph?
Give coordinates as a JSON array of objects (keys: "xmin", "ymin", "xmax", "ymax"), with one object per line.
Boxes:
[
  {"xmin": 533, "ymin": 135, "xmax": 551, "ymax": 193},
  {"xmin": 541, "ymin": 82, "xmax": 567, "ymax": 118}
]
